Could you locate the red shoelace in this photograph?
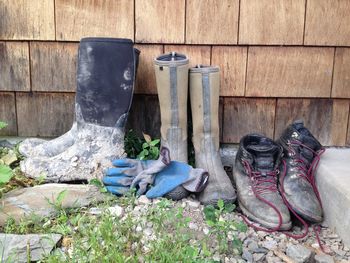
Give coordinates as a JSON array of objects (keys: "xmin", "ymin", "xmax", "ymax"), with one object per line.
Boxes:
[{"xmin": 241, "ymin": 159, "xmax": 283, "ymax": 232}]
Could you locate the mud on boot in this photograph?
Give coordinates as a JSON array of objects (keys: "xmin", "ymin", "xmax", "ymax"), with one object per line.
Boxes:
[
  {"xmin": 234, "ymin": 134, "xmax": 291, "ymax": 231},
  {"xmin": 277, "ymin": 120, "xmax": 325, "ymax": 223}
]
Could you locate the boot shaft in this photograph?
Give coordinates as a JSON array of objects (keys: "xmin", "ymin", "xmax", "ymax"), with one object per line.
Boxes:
[
  {"xmin": 154, "ymin": 52, "xmax": 189, "ymax": 141},
  {"xmin": 76, "ymin": 38, "xmax": 139, "ymax": 128},
  {"xmin": 189, "ymin": 65, "xmax": 220, "ymax": 152}
]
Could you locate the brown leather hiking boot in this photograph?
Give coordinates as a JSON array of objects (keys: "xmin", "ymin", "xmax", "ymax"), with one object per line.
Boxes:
[
  {"xmin": 277, "ymin": 120, "xmax": 325, "ymax": 223},
  {"xmin": 234, "ymin": 134, "xmax": 291, "ymax": 231}
]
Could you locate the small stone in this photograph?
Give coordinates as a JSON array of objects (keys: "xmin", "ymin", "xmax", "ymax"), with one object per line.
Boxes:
[
  {"xmin": 143, "ymin": 228, "xmax": 153, "ymax": 236},
  {"xmin": 327, "ymin": 234, "xmax": 339, "ymax": 239},
  {"xmin": 286, "ymin": 244, "xmax": 314, "ymax": 263},
  {"xmin": 187, "ymin": 200, "xmax": 200, "ymax": 208},
  {"xmin": 257, "ymin": 231, "xmax": 267, "ymax": 238},
  {"xmin": 108, "ymin": 205, "xmax": 124, "ymax": 217},
  {"xmin": 262, "ymin": 240, "xmax": 278, "ymax": 250},
  {"xmin": 138, "ymin": 195, "xmax": 151, "ymax": 205},
  {"xmin": 189, "ymin": 222, "xmax": 199, "ymax": 230},
  {"xmin": 247, "ymin": 241, "xmax": 259, "ymax": 251},
  {"xmin": 238, "ymin": 232, "xmax": 247, "ymax": 241},
  {"xmin": 242, "ymin": 248, "xmax": 254, "ymax": 262},
  {"xmin": 89, "ymin": 207, "xmax": 103, "ymax": 215},
  {"xmin": 343, "ymin": 246, "xmax": 349, "ymax": 252},
  {"xmin": 212, "ymin": 254, "xmax": 221, "ymax": 261},
  {"xmin": 203, "ymin": 227, "xmax": 210, "ymax": 235},
  {"xmin": 136, "ymin": 225, "xmax": 142, "ymax": 232},
  {"xmin": 253, "ymin": 253, "xmax": 266, "ymax": 262},
  {"xmin": 312, "ymin": 243, "xmax": 320, "ymax": 249},
  {"xmin": 314, "ymin": 254, "xmax": 335, "ymax": 263}
]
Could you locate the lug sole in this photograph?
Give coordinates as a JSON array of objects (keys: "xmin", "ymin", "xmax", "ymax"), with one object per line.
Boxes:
[{"xmin": 238, "ymin": 201, "xmax": 292, "ymax": 231}]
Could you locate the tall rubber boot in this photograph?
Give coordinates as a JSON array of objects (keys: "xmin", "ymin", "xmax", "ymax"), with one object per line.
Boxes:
[
  {"xmin": 20, "ymin": 38, "xmax": 139, "ymax": 182},
  {"xmin": 154, "ymin": 52, "xmax": 189, "ymax": 200},
  {"xmin": 190, "ymin": 65, "xmax": 236, "ymax": 205},
  {"xmin": 19, "ymin": 39, "xmax": 140, "ymax": 158}
]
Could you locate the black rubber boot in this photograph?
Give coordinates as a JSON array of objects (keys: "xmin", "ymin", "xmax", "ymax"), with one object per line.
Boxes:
[
  {"xmin": 20, "ymin": 38, "xmax": 140, "ymax": 182},
  {"xmin": 277, "ymin": 120, "xmax": 325, "ymax": 223},
  {"xmin": 19, "ymin": 38, "xmax": 140, "ymax": 157},
  {"xmin": 234, "ymin": 134, "xmax": 291, "ymax": 231}
]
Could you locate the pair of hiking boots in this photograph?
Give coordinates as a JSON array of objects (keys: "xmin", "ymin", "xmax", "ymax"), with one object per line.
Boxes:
[{"xmin": 234, "ymin": 121, "xmax": 325, "ymax": 232}]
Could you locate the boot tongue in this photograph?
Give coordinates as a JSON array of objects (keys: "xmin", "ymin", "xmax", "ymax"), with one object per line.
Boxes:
[
  {"xmin": 292, "ymin": 121, "xmax": 319, "ymax": 161},
  {"xmin": 246, "ymin": 143, "xmax": 279, "ymax": 172}
]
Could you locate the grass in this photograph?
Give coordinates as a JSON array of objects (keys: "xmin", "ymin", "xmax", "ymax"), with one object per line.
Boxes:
[{"xmin": 1, "ymin": 193, "xmax": 247, "ymax": 262}]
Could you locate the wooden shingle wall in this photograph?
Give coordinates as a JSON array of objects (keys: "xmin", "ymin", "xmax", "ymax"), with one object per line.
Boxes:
[{"xmin": 0, "ymin": 0, "xmax": 349, "ymax": 146}]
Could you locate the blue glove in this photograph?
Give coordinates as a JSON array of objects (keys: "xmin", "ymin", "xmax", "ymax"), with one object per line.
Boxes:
[{"xmin": 103, "ymin": 147, "xmax": 209, "ymax": 198}]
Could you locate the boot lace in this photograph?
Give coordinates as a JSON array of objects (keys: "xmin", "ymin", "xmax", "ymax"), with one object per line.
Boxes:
[
  {"xmin": 279, "ymin": 140, "xmax": 327, "ymax": 251},
  {"xmin": 241, "ymin": 160, "xmax": 285, "ymax": 232}
]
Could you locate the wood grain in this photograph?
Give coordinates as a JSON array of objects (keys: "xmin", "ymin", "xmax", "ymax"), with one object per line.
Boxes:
[
  {"xmin": 332, "ymin": 48, "xmax": 350, "ymax": 98},
  {"xmin": 164, "ymin": 45, "xmax": 210, "ymax": 67},
  {"xmin": 30, "ymin": 42, "xmax": 78, "ymax": 92},
  {"xmin": 16, "ymin": 93, "xmax": 75, "ymax": 137},
  {"xmin": 0, "ymin": 92, "xmax": 17, "ymax": 136},
  {"xmin": 0, "ymin": 42, "xmax": 30, "ymax": 91},
  {"xmin": 222, "ymin": 98, "xmax": 276, "ymax": 143},
  {"xmin": 212, "ymin": 46, "xmax": 247, "ymax": 97},
  {"xmin": 275, "ymin": 99, "xmax": 349, "ymax": 146},
  {"xmin": 0, "ymin": 0, "xmax": 54, "ymax": 40},
  {"xmin": 126, "ymin": 95, "xmax": 161, "ymax": 139},
  {"xmin": 134, "ymin": 44, "xmax": 163, "ymax": 94},
  {"xmin": 55, "ymin": 0, "xmax": 134, "ymax": 41},
  {"xmin": 246, "ymin": 47, "xmax": 334, "ymax": 97},
  {"xmin": 186, "ymin": 0, "xmax": 239, "ymax": 44},
  {"xmin": 305, "ymin": 0, "xmax": 350, "ymax": 46},
  {"xmin": 239, "ymin": 0, "xmax": 305, "ymax": 45},
  {"xmin": 135, "ymin": 0, "xmax": 185, "ymax": 43}
]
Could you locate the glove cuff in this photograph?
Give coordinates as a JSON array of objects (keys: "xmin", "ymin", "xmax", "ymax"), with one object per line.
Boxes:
[{"xmin": 182, "ymin": 168, "xmax": 209, "ymax": 193}]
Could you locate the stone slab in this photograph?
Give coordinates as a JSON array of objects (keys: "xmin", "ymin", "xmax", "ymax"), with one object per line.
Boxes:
[
  {"xmin": 316, "ymin": 148, "xmax": 350, "ymax": 247},
  {"xmin": 0, "ymin": 184, "xmax": 107, "ymax": 226},
  {"xmin": 0, "ymin": 233, "xmax": 61, "ymax": 263}
]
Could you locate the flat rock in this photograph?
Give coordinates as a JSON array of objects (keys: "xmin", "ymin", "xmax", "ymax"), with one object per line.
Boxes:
[
  {"xmin": 286, "ymin": 244, "xmax": 314, "ymax": 263},
  {"xmin": 315, "ymin": 254, "xmax": 335, "ymax": 263},
  {"xmin": 0, "ymin": 233, "xmax": 62, "ymax": 263},
  {"xmin": 0, "ymin": 184, "xmax": 106, "ymax": 226}
]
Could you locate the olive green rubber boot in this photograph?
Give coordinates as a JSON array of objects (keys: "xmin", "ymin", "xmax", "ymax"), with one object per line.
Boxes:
[{"xmin": 189, "ymin": 65, "xmax": 236, "ymax": 205}]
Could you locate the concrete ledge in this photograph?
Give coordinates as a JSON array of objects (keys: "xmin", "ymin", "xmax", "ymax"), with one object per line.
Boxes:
[{"xmin": 317, "ymin": 148, "xmax": 350, "ymax": 247}]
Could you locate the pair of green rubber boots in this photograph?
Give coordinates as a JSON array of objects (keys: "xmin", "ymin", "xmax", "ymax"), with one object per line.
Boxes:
[{"xmin": 154, "ymin": 52, "xmax": 236, "ymax": 205}]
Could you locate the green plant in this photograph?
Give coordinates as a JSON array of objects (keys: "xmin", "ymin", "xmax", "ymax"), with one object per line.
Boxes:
[
  {"xmin": 137, "ymin": 133, "xmax": 160, "ymax": 160},
  {"xmin": 203, "ymin": 200, "xmax": 247, "ymax": 254},
  {"xmin": 0, "ymin": 121, "xmax": 7, "ymax": 130},
  {"xmin": 124, "ymin": 130, "xmax": 161, "ymax": 160}
]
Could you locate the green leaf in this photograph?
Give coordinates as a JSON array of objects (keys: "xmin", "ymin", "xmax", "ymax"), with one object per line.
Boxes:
[
  {"xmin": 217, "ymin": 199, "xmax": 224, "ymax": 210},
  {"xmin": 89, "ymin": 179, "xmax": 103, "ymax": 188},
  {"xmin": 224, "ymin": 203, "xmax": 236, "ymax": 213},
  {"xmin": 149, "ymin": 139, "xmax": 160, "ymax": 146},
  {"xmin": 0, "ymin": 164, "xmax": 13, "ymax": 184},
  {"xmin": 233, "ymin": 221, "xmax": 248, "ymax": 232},
  {"xmin": 142, "ymin": 142, "xmax": 149, "ymax": 149},
  {"xmin": 203, "ymin": 205, "xmax": 217, "ymax": 223},
  {"xmin": 143, "ymin": 133, "xmax": 152, "ymax": 143},
  {"xmin": 55, "ymin": 190, "xmax": 67, "ymax": 206},
  {"xmin": 0, "ymin": 122, "xmax": 8, "ymax": 130}
]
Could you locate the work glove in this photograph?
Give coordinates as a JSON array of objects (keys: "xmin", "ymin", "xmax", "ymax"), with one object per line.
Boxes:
[{"xmin": 102, "ymin": 147, "xmax": 209, "ymax": 198}]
